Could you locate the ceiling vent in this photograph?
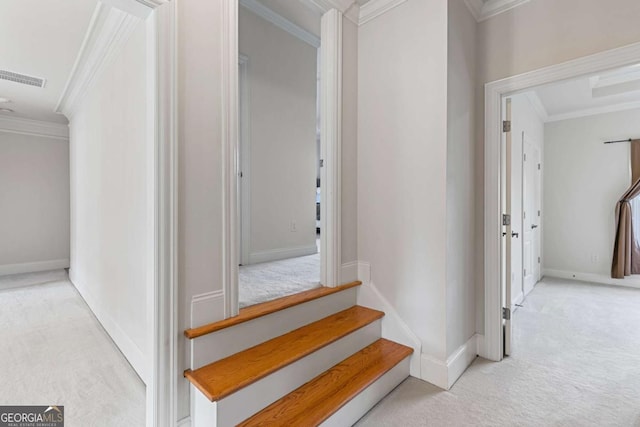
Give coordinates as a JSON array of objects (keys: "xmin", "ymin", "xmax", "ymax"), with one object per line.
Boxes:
[{"xmin": 0, "ymin": 69, "xmax": 46, "ymax": 88}]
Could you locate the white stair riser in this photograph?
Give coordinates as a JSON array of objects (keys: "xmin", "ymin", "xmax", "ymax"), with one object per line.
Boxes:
[
  {"xmin": 320, "ymin": 355, "xmax": 410, "ymax": 427},
  {"xmin": 191, "ymin": 287, "xmax": 357, "ymax": 369},
  {"xmin": 216, "ymin": 319, "xmax": 382, "ymax": 427},
  {"xmin": 191, "ymin": 385, "xmax": 217, "ymax": 427}
]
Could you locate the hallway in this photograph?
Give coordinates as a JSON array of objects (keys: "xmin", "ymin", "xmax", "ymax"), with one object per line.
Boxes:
[
  {"xmin": 356, "ymin": 277, "xmax": 640, "ymax": 426},
  {"xmin": 0, "ymin": 271, "xmax": 145, "ymax": 426}
]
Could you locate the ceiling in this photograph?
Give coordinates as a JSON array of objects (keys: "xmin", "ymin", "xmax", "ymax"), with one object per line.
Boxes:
[
  {"xmin": 526, "ymin": 64, "xmax": 640, "ymax": 122},
  {"xmin": 0, "ymin": 0, "xmax": 97, "ymax": 124}
]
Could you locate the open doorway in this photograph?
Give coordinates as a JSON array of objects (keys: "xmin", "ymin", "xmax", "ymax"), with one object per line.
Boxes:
[
  {"xmin": 236, "ymin": 0, "xmax": 322, "ymax": 308},
  {"xmin": 499, "ymin": 61, "xmax": 640, "ymax": 358}
]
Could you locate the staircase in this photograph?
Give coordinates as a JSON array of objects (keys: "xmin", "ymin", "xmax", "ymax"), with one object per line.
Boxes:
[{"xmin": 184, "ymin": 281, "xmax": 413, "ymax": 427}]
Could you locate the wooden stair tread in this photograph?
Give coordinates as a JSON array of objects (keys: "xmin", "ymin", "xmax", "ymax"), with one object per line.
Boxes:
[
  {"xmin": 238, "ymin": 338, "xmax": 413, "ymax": 427},
  {"xmin": 184, "ymin": 306, "xmax": 383, "ymax": 402},
  {"xmin": 184, "ymin": 281, "xmax": 362, "ymax": 339}
]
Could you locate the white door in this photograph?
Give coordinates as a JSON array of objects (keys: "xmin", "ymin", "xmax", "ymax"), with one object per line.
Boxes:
[
  {"xmin": 238, "ymin": 56, "xmax": 250, "ymax": 266},
  {"xmin": 503, "ymin": 98, "xmax": 513, "ymax": 356},
  {"xmin": 523, "ymin": 138, "xmax": 541, "ymax": 295}
]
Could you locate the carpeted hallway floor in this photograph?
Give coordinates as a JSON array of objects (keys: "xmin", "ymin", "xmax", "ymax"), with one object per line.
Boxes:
[
  {"xmin": 356, "ymin": 277, "xmax": 640, "ymax": 427},
  {"xmin": 0, "ymin": 271, "xmax": 145, "ymax": 427}
]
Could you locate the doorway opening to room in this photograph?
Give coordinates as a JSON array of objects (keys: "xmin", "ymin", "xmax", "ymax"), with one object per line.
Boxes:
[
  {"xmin": 236, "ymin": 0, "xmax": 324, "ymax": 308},
  {"xmin": 494, "ymin": 57, "xmax": 640, "ymax": 359}
]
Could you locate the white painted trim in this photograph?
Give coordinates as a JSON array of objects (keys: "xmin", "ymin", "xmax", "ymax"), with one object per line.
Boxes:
[
  {"xmin": 420, "ymin": 335, "xmax": 478, "ymax": 390},
  {"xmin": 176, "ymin": 417, "xmax": 191, "ymax": 427},
  {"xmin": 464, "ymin": 0, "xmax": 530, "ymax": 22},
  {"xmin": 222, "ymin": 0, "xmax": 240, "ymax": 318},
  {"xmin": 320, "ymin": 9, "xmax": 342, "ymax": 287},
  {"xmin": 149, "ymin": 2, "xmax": 178, "ymax": 427},
  {"xmin": 357, "ymin": 261, "xmax": 371, "ymax": 285},
  {"xmin": 191, "ymin": 290, "xmax": 225, "ymax": 328},
  {"xmin": 56, "ymin": 3, "xmax": 141, "ymax": 119},
  {"xmin": 0, "ymin": 259, "xmax": 69, "ymax": 276},
  {"xmin": 101, "ymin": 0, "xmax": 153, "ymax": 18},
  {"xmin": 543, "ymin": 269, "xmax": 640, "ymax": 290},
  {"xmin": 357, "ymin": 278, "xmax": 422, "ymax": 377},
  {"xmin": 546, "ymin": 101, "xmax": 640, "ymax": 123},
  {"xmin": 0, "ymin": 116, "xmax": 69, "ymax": 141},
  {"xmin": 483, "ymin": 41, "xmax": 640, "ymax": 363},
  {"xmin": 70, "ymin": 273, "xmax": 147, "ymax": 382},
  {"xmin": 341, "ymin": 261, "xmax": 359, "ymax": 283},
  {"xmin": 238, "ymin": 55, "xmax": 251, "ymax": 267},
  {"xmin": 524, "ymin": 91, "xmax": 549, "ymax": 122},
  {"xmin": 358, "ymin": 0, "xmax": 407, "ymax": 26},
  {"xmin": 239, "ymin": 0, "xmax": 320, "ymax": 48},
  {"xmin": 248, "ymin": 245, "xmax": 318, "ymax": 265}
]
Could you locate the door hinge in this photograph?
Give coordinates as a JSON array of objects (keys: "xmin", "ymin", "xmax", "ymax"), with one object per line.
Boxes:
[
  {"xmin": 538, "ymin": 163, "xmax": 541, "ymax": 170},
  {"xmin": 503, "ymin": 120, "xmax": 511, "ymax": 133},
  {"xmin": 502, "ymin": 214, "xmax": 511, "ymax": 226},
  {"xmin": 502, "ymin": 307, "xmax": 511, "ymax": 320},
  {"xmin": 523, "ymin": 153, "xmax": 527, "ymax": 161},
  {"xmin": 320, "ymin": 159, "xmax": 324, "ymax": 167},
  {"xmin": 523, "ymin": 211, "xmax": 526, "ymax": 219},
  {"xmin": 538, "ymin": 256, "xmax": 541, "ymax": 264},
  {"xmin": 538, "ymin": 210, "xmax": 541, "ymax": 217}
]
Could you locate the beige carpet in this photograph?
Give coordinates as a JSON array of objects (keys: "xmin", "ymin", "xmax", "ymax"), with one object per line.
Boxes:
[
  {"xmin": 0, "ymin": 271, "xmax": 145, "ymax": 427},
  {"xmin": 356, "ymin": 277, "xmax": 640, "ymax": 427},
  {"xmin": 239, "ymin": 251, "xmax": 320, "ymax": 308}
]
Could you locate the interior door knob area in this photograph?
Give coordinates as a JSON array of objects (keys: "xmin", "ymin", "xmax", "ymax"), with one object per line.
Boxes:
[
  {"xmin": 531, "ymin": 224, "xmax": 538, "ymax": 229},
  {"xmin": 512, "ymin": 231, "xmax": 519, "ymax": 238}
]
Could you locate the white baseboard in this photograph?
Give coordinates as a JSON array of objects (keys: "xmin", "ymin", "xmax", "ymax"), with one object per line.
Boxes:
[
  {"xmin": 69, "ymin": 271, "xmax": 147, "ymax": 384},
  {"xmin": 355, "ymin": 270, "xmax": 422, "ymax": 378},
  {"xmin": 341, "ymin": 261, "xmax": 358, "ymax": 283},
  {"xmin": 543, "ymin": 268, "xmax": 640, "ymax": 290},
  {"xmin": 421, "ymin": 334, "xmax": 479, "ymax": 390},
  {"xmin": 191, "ymin": 290, "xmax": 225, "ymax": 328},
  {"xmin": 248, "ymin": 245, "xmax": 317, "ymax": 265},
  {"xmin": 0, "ymin": 259, "xmax": 69, "ymax": 276}
]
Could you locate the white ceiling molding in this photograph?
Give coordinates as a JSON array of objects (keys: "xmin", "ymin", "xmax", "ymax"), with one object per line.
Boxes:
[
  {"xmin": 546, "ymin": 100, "xmax": 640, "ymax": 123},
  {"xmin": 240, "ymin": 0, "xmax": 320, "ymax": 48},
  {"xmin": 0, "ymin": 115, "xmax": 69, "ymax": 141},
  {"xmin": 299, "ymin": 0, "xmax": 359, "ymax": 25},
  {"xmin": 524, "ymin": 91, "xmax": 549, "ymax": 122},
  {"xmin": 464, "ymin": 0, "xmax": 530, "ymax": 22},
  {"xmin": 55, "ymin": 2, "xmax": 141, "ymax": 119},
  {"xmin": 359, "ymin": 0, "xmax": 407, "ymax": 25}
]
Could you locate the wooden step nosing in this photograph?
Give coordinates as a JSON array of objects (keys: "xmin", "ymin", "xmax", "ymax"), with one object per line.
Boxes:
[
  {"xmin": 185, "ymin": 281, "xmax": 362, "ymax": 339},
  {"xmin": 237, "ymin": 339, "xmax": 413, "ymax": 426},
  {"xmin": 185, "ymin": 306, "xmax": 385, "ymax": 402}
]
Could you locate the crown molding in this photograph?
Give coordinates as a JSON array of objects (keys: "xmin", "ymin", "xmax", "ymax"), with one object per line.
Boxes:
[
  {"xmin": 465, "ymin": 0, "xmax": 530, "ymax": 22},
  {"xmin": 0, "ymin": 115, "xmax": 69, "ymax": 141},
  {"xmin": 55, "ymin": 2, "xmax": 141, "ymax": 119},
  {"xmin": 299, "ymin": 0, "xmax": 359, "ymax": 25},
  {"xmin": 359, "ymin": 0, "xmax": 407, "ymax": 25},
  {"xmin": 546, "ymin": 100, "xmax": 640, "ymax": 123},
  {"xmin": 524, "ymin": 91, "xmax": 549, "ymax": 122},
  {"xmin": 240, "ymin": 0, "xmax": 320, "ymax": 48}
]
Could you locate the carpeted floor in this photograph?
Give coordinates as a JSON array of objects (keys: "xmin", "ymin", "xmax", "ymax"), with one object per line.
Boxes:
[
  {"xmin": 0, "ymin": 270, "xmax": 145, "ymax": 427},
  {"xmin": 239, "ymin": 249, "xmax": 321, "ymax": 308},
  {"xmin": 356, "ymin": 277, "xmax": 640, "ymax": 427}
]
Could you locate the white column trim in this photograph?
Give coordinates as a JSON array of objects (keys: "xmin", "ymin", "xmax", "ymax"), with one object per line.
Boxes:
[
  {"xmin": 483, "ymin": 41, "xmax": 640, "ymax": 362},
  {"xmin": 320, "ymin": 9, "xmax": 343, "ymax": 287},
  {"xmin": 149, "ymin": 1, "xmax": 178, "ymax": 427},
  {"xmin": 222, "ymin": 0, "xmax": 240, "ymax": 318}
]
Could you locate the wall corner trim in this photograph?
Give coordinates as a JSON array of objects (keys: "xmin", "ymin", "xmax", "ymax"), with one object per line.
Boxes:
[
  {"xmin": 55, "ymin": 2, "xmax": 142, "ymax": 119},
  {"xmin": 420, "ymin": 334, "xmax": 479, "ymax": 390},
  {"xmin": 0, "ymin": 116, "xmax": 69, "ymax": 141}
]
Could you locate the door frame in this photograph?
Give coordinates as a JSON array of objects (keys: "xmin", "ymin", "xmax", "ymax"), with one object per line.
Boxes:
[
  {"xmin": 238, "ymin": 54, "xmax": 250, "ymax": 266},
  {"xmin": 482, "ymin": 41, "xmax": 640, "ymax": 362},
  {"xmin": 221, "ymin": 3, "xmax": 344, "ymax": 318}
]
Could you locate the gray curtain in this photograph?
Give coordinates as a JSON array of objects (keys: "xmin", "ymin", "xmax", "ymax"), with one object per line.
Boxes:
[{"xmin": 612, "ymin": 140, "xmax": 640, "ymax": 278}]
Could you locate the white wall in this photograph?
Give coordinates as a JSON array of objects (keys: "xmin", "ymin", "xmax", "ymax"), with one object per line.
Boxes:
[
  {"xmin": 445, "ymin": 0, "xmax": 477, "ymax": 356},
  {"xmin": 239, "ymin": 8, "xmax": 318, "ymax": 263},
  {"xmin": 476, "ymin": 0, "xmax": 640, "ymax": 333},
  {"xmin": 69, "ymin": 20, "xmax": 149, "ymax": 383},
  {"xmin": 358, "ymin": 0, "xmax": 448, "ymax": 362},
  {"xmin": 543, "ymin": 109, "xmax": 638, "ymax": 278},
  {"xmin": 0, "ymin": 131, "xmax": 69, "ymax": 275},
  {"xmin": 509, "ymin": 93, "xmax": 544, "ymax": 304}
]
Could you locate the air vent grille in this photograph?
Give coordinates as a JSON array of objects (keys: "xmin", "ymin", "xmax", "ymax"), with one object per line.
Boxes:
[{"xmin": 0, "ymin": 70, "xmax": 46, "ymax": 88}]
